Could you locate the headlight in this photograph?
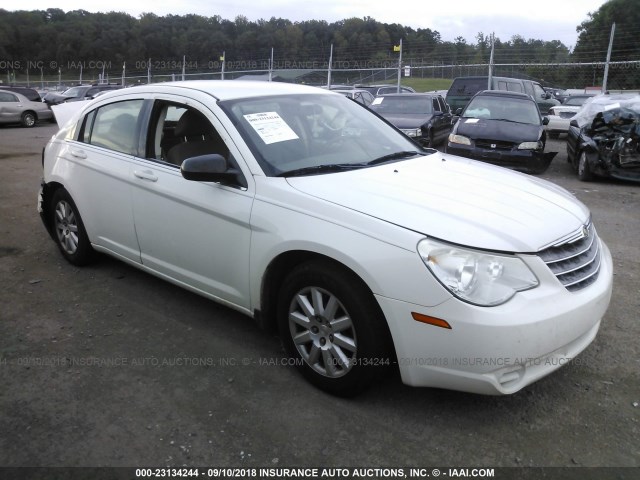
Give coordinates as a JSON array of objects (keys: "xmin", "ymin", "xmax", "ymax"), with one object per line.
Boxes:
[
  {"xmin": 518, "ymin": 141, "xmax": 543, "ymax": 150},
  {"xmin": 448, "ymin": 134, "xmax": 471, "ymax": 145},
  {"xmin": 401, "ymin": 128, "xmax": 421, "ymax": 137},
  {"xmin": 417, "ymin": 238, "xmax": 539, "ymax": 306}
]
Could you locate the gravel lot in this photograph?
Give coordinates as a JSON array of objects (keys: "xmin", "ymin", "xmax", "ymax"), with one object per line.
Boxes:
[{"xmin": 0, "ymin": 122, "xmax": 638, "ymax": 472}]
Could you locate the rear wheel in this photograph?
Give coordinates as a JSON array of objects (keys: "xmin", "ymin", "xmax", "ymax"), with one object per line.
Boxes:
[
  {"xmin": 578, "ymin": 151, "xmax": 594, "ymax": 181},
  {"xmin": 21, "ymin": 111, "xmax": 36, "ymax": 128},
  {"xmin": 277, "ymin": 260, "xmax": 393, "ymax": 397},
  {"xmin": 50, "ymin": 188, "xmax": 94, "ymax": 265}
]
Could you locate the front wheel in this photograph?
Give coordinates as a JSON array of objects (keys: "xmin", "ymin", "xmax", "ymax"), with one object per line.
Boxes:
[
  {"xmin": 277, "ymin": 261, "xmax": 393, "ymax": 397},
  {"xmin": 50, "ymin": 188, "xmax": 94, "ymax": 265}
]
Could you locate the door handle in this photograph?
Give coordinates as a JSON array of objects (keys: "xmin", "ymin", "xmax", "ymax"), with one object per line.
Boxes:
[
  {"xmin": 69, "ymin": 148, "xmax": 87, "ymax": 159},
  {"xmin": 133, "ymin": 170, "xmax": 158, "ymax": 182}
]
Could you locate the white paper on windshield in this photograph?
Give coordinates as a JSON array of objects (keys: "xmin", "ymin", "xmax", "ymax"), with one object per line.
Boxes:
[
  {"xmin": 243, "ymin": 112, "xmax": 299, "ymax": 144},
  {"xmin": 465, "ymin": 118, "xmax": 479, "ymax": 123},
  {"xmin": 604, "ymin": 102, "xmax": 620, "ymax": 111},
  {"xmin": 371, "ymin": 97, "xmax": 384, "ymax": 105}
]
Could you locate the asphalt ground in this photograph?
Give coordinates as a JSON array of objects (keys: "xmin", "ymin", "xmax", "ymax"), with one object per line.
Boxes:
[{"xmin": 0, "ymin": 122, "xmax": 638, "ymax": 473}]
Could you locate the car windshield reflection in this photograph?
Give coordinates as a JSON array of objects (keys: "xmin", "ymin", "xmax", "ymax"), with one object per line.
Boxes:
[
  {"xmin": 220, "ymin": 93, "xmax": 423, "ymax": 176},
  {"xmin": 464, "ymin": 96, "xmax": 541, "ymax": 125}
]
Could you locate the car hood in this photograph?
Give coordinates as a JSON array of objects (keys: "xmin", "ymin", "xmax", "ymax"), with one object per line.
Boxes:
[
  {"xmin": 455, "ymin": 118, "xmax": 542, "ymax": 142},
  {"xmin": 286, "ymin": 153, "xmax": 588, "ymax": 252},
  {"xmin": 378, "ymin": 113, "xmax": 434, "ymax": 128},
  {"xmin": 43, "ymin": 92, "xmax": 70, "ymax": 103}
]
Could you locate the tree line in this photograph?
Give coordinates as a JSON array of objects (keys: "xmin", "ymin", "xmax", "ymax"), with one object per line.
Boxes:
[{"xmin": 0, "ymin": 0, "xmax": 638, "ymax": 88}]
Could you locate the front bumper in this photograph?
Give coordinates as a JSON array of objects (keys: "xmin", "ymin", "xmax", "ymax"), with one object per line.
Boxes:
[
  {"xmin": 446, "ymin": 143, "xmax": 551, "ymax": 173},
  {"xmin": 375, "ymin": 239, "xmax": 613, "ymax": 395}
]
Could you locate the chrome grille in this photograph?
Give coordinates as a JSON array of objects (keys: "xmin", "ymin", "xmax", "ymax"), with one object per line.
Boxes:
[
  {"xmin": 537, "ymin": 222, "xmax": 601, "ymax": 292},
  {"xmin": 475, "ymin": 139, "xmax": 515, "ymax": 150}
]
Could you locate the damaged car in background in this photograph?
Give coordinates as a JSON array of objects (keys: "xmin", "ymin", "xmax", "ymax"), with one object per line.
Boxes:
[{"xmin": 567, "ymin": 94, "xmax": 640, "ymax": 182}]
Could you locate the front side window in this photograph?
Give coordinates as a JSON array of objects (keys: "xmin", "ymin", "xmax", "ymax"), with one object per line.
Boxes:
[
  {"xmin": 145, "ymin": 101, "xmax": 229, "ymax": 166},
  {"xmin": 533, "ymin": 84, "xmax": 546, "ymax": 99},
  {"xmin": 80, "ymin": 99, "xmax": 144, "ymax": 155}
]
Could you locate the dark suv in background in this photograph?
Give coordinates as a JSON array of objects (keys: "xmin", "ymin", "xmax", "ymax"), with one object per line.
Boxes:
[
  {"xmin": 446, "ymin": 76, "xmax": 559, "ymax": 114},
  {"xmin": 42, "ymin": 84, "xmax": 122, "ymax": 105},
  {"xmin": 0, "ymin": 85, "xmax": 42, "ymax": 102}
]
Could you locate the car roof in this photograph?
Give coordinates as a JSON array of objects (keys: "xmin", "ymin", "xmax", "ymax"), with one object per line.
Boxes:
[
  {"xmin": 473, "ymin": 90, "xmax": 532, "ymax": 100},
  {"xmin": 375, "ymin": 93, "xmax": 439, "ymax": 98},
  {"xmin": 109, "ymin": 80, "xmax": 331, "ymax": 101},
  {"xmin": 0, "ymin": 90, "xmax": 29, "ymax": 102}
]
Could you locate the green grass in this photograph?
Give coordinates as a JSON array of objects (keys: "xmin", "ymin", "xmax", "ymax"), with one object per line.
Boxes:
[
  {"xmin": 356, "ymin": 77, "xmax": 453, "ymax": 92},
  {"xmin": 402, "ymin": 78, "xmax": 453, "ymax": 92}
]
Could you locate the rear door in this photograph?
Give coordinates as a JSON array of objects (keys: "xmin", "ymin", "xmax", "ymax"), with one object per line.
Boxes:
[
  {"xmin": 59, "ymin": 97, "xmax": 146, "ymax": 262},
  {"xmin": 0, "ymin": 91, "xmax": 21, "ymax": 123}
]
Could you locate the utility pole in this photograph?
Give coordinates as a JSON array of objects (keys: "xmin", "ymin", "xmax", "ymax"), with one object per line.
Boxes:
[
  {"xmin": 396, "ymin": 39, "xmax": 403, "ymax": 93},
  {"xmin": 327, "ymin": 44, "xmax": 333, "ymax": 88},
  {"xmin": 602, "ymin": 23, "xmax": 615, "ymax": 93},
  {"xmin": 488, "ymin": 33, "xmax": 495, "ymax": 89}
]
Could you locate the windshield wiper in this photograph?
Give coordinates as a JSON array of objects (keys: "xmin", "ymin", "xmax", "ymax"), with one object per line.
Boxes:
[
  {"xmin": 366, "ymin": 150, "xmax": 422, "ymax": 166},
  {"xmin": 491, "ymin": 118, "xmax": 528, "ymax": 124},
  {"xmin": 277, "ymin": 163, "xmax": 368, "ymax": 177},
  {"xmin": 277, "ymin": 151, "xmax": 423, "ymax": 177}
]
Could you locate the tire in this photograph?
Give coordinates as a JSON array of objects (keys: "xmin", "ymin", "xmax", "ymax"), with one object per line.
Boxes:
[
  {"xmin": 277, "ymin": 260, "xmax": 393, "ymax": 397},
  {"xmin": 21, "ymin": 111, "xmax": 36, "ymax": 128},
  {"xmin": 427, "ymin": 130, "xmax": 434, "ymax": 147},
  {"xmin": 577, "ymin": 151, "xmax": 594, "ymax": 182},
  {"xmin": 50, "ymin": 188, "xmax": 94, "ymax": 265}
]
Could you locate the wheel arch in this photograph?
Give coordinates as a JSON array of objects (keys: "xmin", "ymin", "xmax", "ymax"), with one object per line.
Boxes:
[
  {"xmin": 256, "ymin": 250, "xmax": 388, "ymax": 339},
  {"xmin": 40, "ymin": 181, "xmax": 65, "ymax": 240},
  {"xmin": 22, "ymin": 110, "xmax": 38, "ymax": 124}
]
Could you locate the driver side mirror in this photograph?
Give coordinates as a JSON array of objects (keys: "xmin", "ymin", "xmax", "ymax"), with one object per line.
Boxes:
[{"xmin": 181, "ymin": 154, "xmax": 243, "ymax": 186}]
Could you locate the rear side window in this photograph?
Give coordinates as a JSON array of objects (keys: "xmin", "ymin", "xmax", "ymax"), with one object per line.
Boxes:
[
  {"xmin": 0, "ymin": 92, "xmax": 17, "ymax": 102},
  {"xmin": 80, "ymin": 100, "xmax": 144, "ymax": 155}
]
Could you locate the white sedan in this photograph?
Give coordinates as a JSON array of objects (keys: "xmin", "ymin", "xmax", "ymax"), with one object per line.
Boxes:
[
  {"xmin": 0, "ymin": 90, "xmax": 53, "ymax": 127},
  {"xmin": 546, "ymin": 95, "xmax": 595, "ymax": 138},
  {"xmin": 38, "ymin": 81, "xmax": 613, "ymax": 396}
]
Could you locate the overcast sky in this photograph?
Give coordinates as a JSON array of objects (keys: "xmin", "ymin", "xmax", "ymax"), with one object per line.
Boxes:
[{"xmin": 17, "ymin": 0, "xmax": 608, "ymax": 49}]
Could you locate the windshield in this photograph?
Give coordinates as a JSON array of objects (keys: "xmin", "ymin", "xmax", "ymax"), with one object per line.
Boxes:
[
  {"xmin": 62, "ymin": 86, "xmax": 85, "ymax": 97},
  {"xmin": 220, "ymin": 93, "xmax": 424, "ymax": 176},
  {"xmin": 463, "ymin": 95, "xmax": 541, "ymax": 125},
  {"xmin": 369, "ymin": 96, "xmax": 433, "ymax": 115},
  {"xmin": 565, "ymin": 96, "xmax": 590, "ymax": 106}
]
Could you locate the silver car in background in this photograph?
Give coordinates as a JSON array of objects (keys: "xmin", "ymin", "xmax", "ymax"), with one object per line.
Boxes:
[{"xmin": 0, "ymin": 90, "xmax": 53, "ymax": 127}]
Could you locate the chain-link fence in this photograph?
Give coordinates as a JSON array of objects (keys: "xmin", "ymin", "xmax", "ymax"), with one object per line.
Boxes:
[{"xmin": 4, "ymin": 54, "xmax": 640, "ymax": 94}]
